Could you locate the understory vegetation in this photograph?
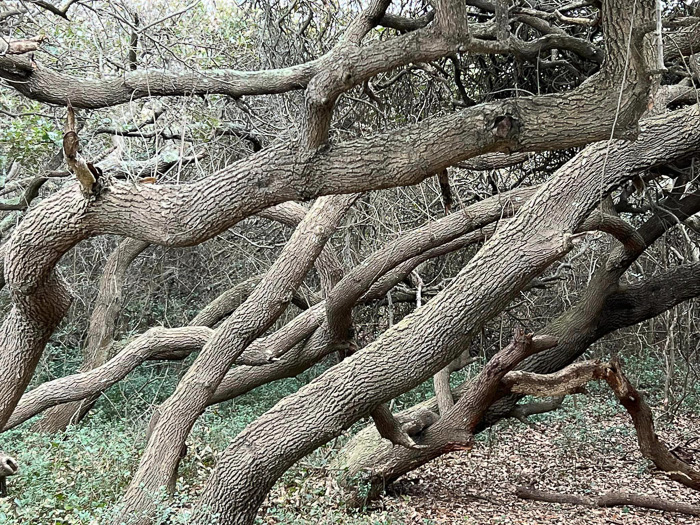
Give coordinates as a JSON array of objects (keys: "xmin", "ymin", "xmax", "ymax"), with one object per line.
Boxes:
[{"xmin": 3, "ymin": 345, "xmax": 698, "ymax": 524}]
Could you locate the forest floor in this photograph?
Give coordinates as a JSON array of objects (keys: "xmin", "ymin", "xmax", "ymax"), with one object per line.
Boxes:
[
  {"xmin": 374, "ymin": 413, "xmax": 700, "ymax": 524},
  {"xmin": 260, "ymin": 393, "xmax": 700, "ymax": 524},
  {"xmin": 4, "ymin": 353, "xmax": 700, "ymax": 524}
]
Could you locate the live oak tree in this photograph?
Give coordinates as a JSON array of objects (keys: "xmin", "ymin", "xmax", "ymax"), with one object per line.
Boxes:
[{"xmin": 0, "ymin": 1, "xmax": 699, "ymax": 524}]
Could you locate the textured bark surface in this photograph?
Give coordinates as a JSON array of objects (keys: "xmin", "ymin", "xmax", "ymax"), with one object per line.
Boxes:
[
  {"xmin": 6, "ymin": 327, "xmax": 212, "ymax": 431},
  {"xmin": 325, "ymin": 186, "xmax": 536, "ymax": 345},
  {"xmin": 336, "ymin": 331, "xmax": 558, "ymax": 504},
  {"xmin": 2, "ymin": 1, "xmax": 692, "ymax": 522},
  {"xmin": 33, "ymin": 238, "xmax": 150, "ymax": 433},
  {"xmin": 325, "ymin": 106, "xmax": 700, "ymax": 501},
  {"xmin": 115, "ymin": 194, "xmax": 358, "ymax": 522},
  {"xmin": 0, "ymin": 6, "xmax": 547, "ymax": 110},
  {"xmin": 0, "ymin": 59, "xmax": 645, "ymax": 435},
  {"xmin": 339, "ymin": 256, "xmax": 700, "ymax": 493},
  {"xmin": 7, "ymin": 207, "xmax": 503, "ymax": 427},
  {"xmin": 191, "ymin": 39, "xmax": 681, "ymax": 522}
]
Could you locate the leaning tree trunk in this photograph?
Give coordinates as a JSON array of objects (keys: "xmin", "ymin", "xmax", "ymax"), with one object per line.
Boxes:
[
  {"xmin": 335, "ymin": 198, "xmax": 700, "ymax": 501},
  {"xmin": 33, "ymin": 238, "xmax": 149, "ymax": 433},
  {"xmin": 0, "ymin": 0, "xmax": 658, "ymax": 516},
  {"xmin": 33, "ymin": 200, "xmax": 341, "ymax": 433},
  {"xmin": 332, "ymin": 119, "xmax": 700, "ymax": 501},
  {"xmin": 0, "ymin": 0, "xmax": 651, "ymax": 435},
  {"xmin": 3, "ymin": 215, "xmax": 503, "ymax": 430},
  {"xmin": 114, "ymin": 194, "xmax": 358, "ymax": 523},
  {"xmin": 191, "ymin": 99, "xmax": 699, "ymax": 525}
]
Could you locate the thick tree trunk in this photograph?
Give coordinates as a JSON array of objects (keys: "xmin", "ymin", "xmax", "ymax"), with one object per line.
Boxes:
[
  {"xmin": 0, "ymin": 1, "xmax": 662, "ymax": 518},
  {"xmin": 0, "ymin": 0, "xmax": 651, "ymax": 435},
  {"xmin": 5, "ymin": 219, "xmax": 499, "ymax": 427},
  {"xmin": 191, "ymin": 104, "xmax": 697, "ymax": 525},
  {"xmin": 190, "ymin": 104, "xmax": 700, "ymax": 524},
  {"xmin": 114, "ymin": 194, "xmax": 358, "ymax": 523},
  {"xmin": 336, "ymin": 183, "xmax": 700, "ymax": 499},
  {"xmin": 32, "ymin": 200, "xmax": 342, "ymax": 434},
  {"xmin": 0, "ymin": 71, "xmax": 631, "ymax": 433},
  {"xmin": 210, "ymin": 193, "xmax": 517, "ymax": 398},
  {"xmin": 3, "ymin": 2, "xmax": 698, "ymax": 522},
  {"xmin": 338, "ymin": 258, "xmax": 700, "ymax": 496}
]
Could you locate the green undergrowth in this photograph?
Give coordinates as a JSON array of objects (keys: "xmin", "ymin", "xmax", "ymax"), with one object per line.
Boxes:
[{"xmin": 1, "ymin": 348, "xmax": 696, "ymax": 524}]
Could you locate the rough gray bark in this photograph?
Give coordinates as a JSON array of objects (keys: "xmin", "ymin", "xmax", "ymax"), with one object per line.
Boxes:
[
  {"xmin": 192, "ymin": 102, "xmax": 699, "ymax": 525},
  {"xmin": 325, "ymin": 186, "xmax": 536, "ymax": 346},
  {"xmin": 0, "ymin": 57, "xmax": 642, "ymax": 437},
  {"xmin": 0, "ymin": 5, "xmax": 612, "ymax": 109},
  {"xmin": 6, "ymin": 192, "xmax": 513, "ymax": 430},
  {"xmin": 115, "ymin": 194, "xmax": 358, "ymax": 522},
  {"xmin": 5, "ymin": 327, "xmax": 212, "ymax": 431},
  {"xmin": 335, "ymin": 175, "xmax": 700, "ymax": 500},
  {"xmin": 211, "ymin": 192, "xmax": 520, "ymax": 397},
  {"xmin": 0, "ymin": 1, "xmax": 674, "ymax": 521}
]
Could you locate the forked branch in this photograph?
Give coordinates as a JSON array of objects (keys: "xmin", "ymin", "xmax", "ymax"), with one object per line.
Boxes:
[{"xmin": 504, "ymin": 357, "xmax": 700, "ymax": 491}]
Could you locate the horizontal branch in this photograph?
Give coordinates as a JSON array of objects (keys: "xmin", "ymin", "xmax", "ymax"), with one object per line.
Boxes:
[
  {"xmin": 0, "ymin": 36, "xmax": 46, "ymax": 55},
  {"xmin": 503, "ymin": 360, "xmax": 607, "ymax": 396},
  {"xmin": 0, "ymin": 54, "xmax": 319, "ymax": 108},
  {"xmin": 517, "ymin": 487, "xmax": 700, "ymax": 517},
  {"xmin": 506, "ymin": 357, "xmax": 700, "ymax": 492},
  {"xmin": 4, "ymin": 327, "xmax": 212, "ymax": 431},
  {"xmin": 0, "ymin": 13, "xmax": 604, "ymax": 109},
  {"xmin": 6, "ymin": 218, "xmax": 493, "ymax": 424}
]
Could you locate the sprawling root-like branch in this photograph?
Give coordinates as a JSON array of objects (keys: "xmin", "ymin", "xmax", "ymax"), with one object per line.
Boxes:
[
  {"xmin": 438, "ymin": 330, "xmax": 558, "ymax": 437},
  {"xmin": 193, "ymin": 109, "xmax": 700, "ymax": 525},
  {"xmin": 5, "ymin": 327, "xmax": 212, "ymax": 431},
  {"xmin": 334, "ymin": 186, "xmax": 700, "ymax": 504},
  {"xmin": 505, "ymin": 357, "xmax": 700, "ymax": 492},
  {"xmin": 606, "ymin": 357, "xmax": 700, "ymax": 491},
  {"xmin": 334, "ymin": 329, "xmax": 558, "ymax": 505},
  {"xmin": 502, "ymin": 360, "xmax": 607, "ymax": 396}
]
